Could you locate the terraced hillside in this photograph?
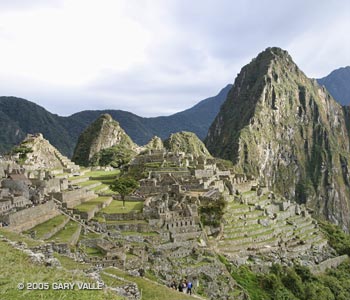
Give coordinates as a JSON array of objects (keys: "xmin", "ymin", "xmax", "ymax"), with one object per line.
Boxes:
[{"xmin": 216, "ymin": 189, "xmax": 330, "ymax": 268}]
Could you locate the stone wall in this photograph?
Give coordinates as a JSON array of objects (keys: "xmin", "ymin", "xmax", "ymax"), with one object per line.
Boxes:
[
  {"xmin": 69, "ymin": 224, "xmax": 81, "ymax": 246},
  {"xmin": 31, "ymin": 178, "xmax": 61, "ymax": 193},
  {"xmin": 194, "ymin": 169, "xmax": 214, "ymax": 178},
  {"xmin": 3, "ymin": 200, "xmax": 60, "ymax": 232},
  {"xmin": 106, "ymin": 223, "xmax": 151, "ymax": 232},
  {"xmin": 104, "ymin": 212, "xmax": 144, "ymax": 221},
  {"xmin": 310, "ymin": 255, "xmax": 349, "ymax": 274},
  {"xmin": 52, "ymin": 188, "xmax": 95, "ymax": 208},
  {"xmin": 41, "ymin": 217, "xmax": 70, "ymax": 240}
]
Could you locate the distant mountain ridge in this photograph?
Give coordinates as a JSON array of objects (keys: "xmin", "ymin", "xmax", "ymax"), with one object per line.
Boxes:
[
  {"xmin": 317, "ymin": 66, "xmax": 350, "ymax": 105},
  {"xmin": 0, "ymin": 84, "xmax": 231, "ymax": 157}
]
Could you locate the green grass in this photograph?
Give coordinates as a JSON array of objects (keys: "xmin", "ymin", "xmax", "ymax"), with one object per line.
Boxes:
[
  {"xmin": 79, "ymin": 231, "xmax": 102, "ymax": 240},
  {"xmin": 70, "ymin": 170, "xmax": 119, "ymax": 180},
  {"xmin": 25, "ymin": 215, "xmax": 68, "ymax": 240},
  {"xmin": 100, "ymin": 200, "xmax": 143, "ymax": 214},
  {"xmin": 77, "ymin": 180, "xmax": 99, "ymax": 187},
  {"xmin": 92, "ymin": 184, "xmax": 108, "ymax": 191},
  {"xmin": 0, "ymin": 238, "xmax": 122, "ymax": 300},
  {"xmin": 100, "ymin": 273, "xmax": 126, "ymax": 288},
  {"xmin": 85, "ymin": 246, "xmax": 104, "ymax": 257},
  {"xmin": 0, "ymin": 229, "xmax": 42, "ymax": 247},
  {"xmin": 75, "ymin": 197, "xmax": 112, "ymax": 213},
  {"xmin": 121, "ymin": 231, "xmax": 159, "ymax": 237},
  {"xmin": 87, "ymin": 170, "xmax": 120, "ymax": 178},
  {"xmin": 53, "ymin": 253, "xmax": 92, "ymax": 271},
  {"xmin": 105, "ymin": 220, "xmax": 147, "ymax": 225},
  {"xmin": 104, "ymin": 267, "xmax": 195, "ymax": 300},
  {"xmin": 49, "ymin": 221, "xmax": 80, "ymax": 243}
]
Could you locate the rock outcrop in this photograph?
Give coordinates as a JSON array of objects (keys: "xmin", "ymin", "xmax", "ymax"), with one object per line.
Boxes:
[
  {"xmin": 206, "ymin": 47, "xmax": 350, "ymax": 231},
  {"xmin": 143, "ymin": 136, "xmax": 164, "ymax": 151},
  {"xmin": 164, "ymin": 131, "xmax": 212, "ymax": 157},
  {"xmin": 72, "ymin": 114, "xmax": 138, "ymax": 167},
  {"xmin": 12, "ymin": 133, "xmax": 78, "ymax": 171}
]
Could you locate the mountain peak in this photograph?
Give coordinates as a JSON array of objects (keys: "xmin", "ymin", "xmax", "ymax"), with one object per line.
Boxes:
[
  {"xmin": 72, "ymin": 114, "xmax": 137, "ymax": 166},
  {"xmin": 206, "ymin": 48, "xmax": 350, "ymax": 230}
]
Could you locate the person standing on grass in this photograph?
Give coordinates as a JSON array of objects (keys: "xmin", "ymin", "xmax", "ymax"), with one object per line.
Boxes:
[
  {"xmin": 182, "ymin": 279, "xmax": 187, "ymax": 293},
  {"xmin": 187, "ymin": 280, "xmax": 193, "ymax": 295}
]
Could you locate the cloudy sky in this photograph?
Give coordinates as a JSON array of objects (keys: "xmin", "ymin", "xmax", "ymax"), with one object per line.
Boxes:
[{"xmin": 0, "ymin": 0, "xmax": 349, "ymax": 116}]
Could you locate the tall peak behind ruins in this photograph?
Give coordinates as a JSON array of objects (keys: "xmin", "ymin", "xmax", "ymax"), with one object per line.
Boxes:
[
  {"xmin": 206, "ymin": 47, "xmax": 350, "ymax": 231},
  {"xmin": 72, "ymin": 114, "xmax": 138, "ymax": 167},
  {"xmin": 164, "ymin": 131, "xmax": 212, "ymax": 158}
]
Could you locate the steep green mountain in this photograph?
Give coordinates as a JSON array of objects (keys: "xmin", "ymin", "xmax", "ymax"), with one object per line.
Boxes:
[
  {"xmin": 0, "ymin": 97, "xmax": 75, "ymax": 156},
  {"xmin": 317, "ymin": 66, "xmax": 350, "ymax": 105},
  {"xmin": 0, "ymin": 85, "xmax": 231, "ymax": 157},
  {"xmin": 72, "ymin": 114, "xmax": 138, "ymax": 167},
  {"xmin": 164, "ymin": 131, "xmax": 212, "ymax": 157},
  {"xmin": 206, "ymin": 47, "xmax": 350, "ymax": 231}
]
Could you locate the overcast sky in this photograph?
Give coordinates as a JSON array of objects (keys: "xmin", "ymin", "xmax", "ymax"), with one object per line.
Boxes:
[{"xmin": 0, "ymin": 0, "xmax": 349, "ymax": 117}]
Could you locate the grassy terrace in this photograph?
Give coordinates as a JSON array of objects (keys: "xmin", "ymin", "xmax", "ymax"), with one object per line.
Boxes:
[
  {"xmin": 74, "ymin": 196, "xmax": 112, "ymax": 213},
  {"xmin": 0, "ymin": 228, "xmax": 42, "ymax": 247},
  {"xmin": 105, "ymin": 220, "xmax": 147, "ymax": 225},
  {"xmin": 120, "ymin": 231, "xmax": 158, "ymax": 236},
  {"xmin": 25, "ymin": 215, "xmax": 68, "ymax": 239},
  {"xmin": 70, "ymin": 169, "xmax": 120, "ymax": 180},
  {"xmin": 104, "ymin": 267, "xmax": 195, "ymax": 300},
  {"xmin": 77, "ymin": 180, "xmax": 100, "ymax": 187},
  {"xmin": 100, "ymin": 200, "xmax": 143, "ymax": 214},
  {"xmin": 49, "ymin": 221, "xmax": 80, "ymax": 243},
  {"xmin": 53, "ymin": 253, "xmax": 92, "ymax": 271},
  {"xmin": 0, "ymin": 232, "xmax": 122, "ymax": 300}
]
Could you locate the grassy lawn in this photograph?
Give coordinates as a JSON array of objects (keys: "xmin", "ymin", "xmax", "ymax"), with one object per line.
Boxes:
[
  {"xmin": 77, "ymin": 180, "xmax": 100, "ymax": 187},
  {"xmin": 105, "ymin": 220, "xmax": 147, "ymax": 225},
  {"xmin": 0, "ymin": 229, "xmax": 42, "ymax": 247},
  {"xmin": 121, "ymin": 231, "xmax": 158, "ymax": 236},
  {"xmin": 75, "ymin": 197, "xmax": 112, "ymax": 213},
  {"xmin": 104, "ymin": 267, "xmax": 195, "ymax": 300},
  {"xmin": 79, "ymin": 231, "xmax": 102, "ymax": 240},
  {"xmin": 101, "ymin": 273, "xmax": 126, "ymax": 288},
  {"xmin": 84, "ymin": 246, "xmax": 104, "ymax": 257},
  {"xmin": 25, "ymin": 215, "xmax": 68, "ymax": 240},
  {"xmin": 49, "ymin": 221, "xmax": 80, "ymax": 243},
  {"xmin": 87, "ymin": 170, "xmax": 120, "ymax": 179},
  {"xmin": 53, "ymin": 253, "xmax": 92, "ymax": 271},
  {"xmin": 100, "ymin": 200, "xmax": 143, "ymax": 214},
  {"xmin": 0, "ymin": 238, "xmax": 122, "ymax": 300}
]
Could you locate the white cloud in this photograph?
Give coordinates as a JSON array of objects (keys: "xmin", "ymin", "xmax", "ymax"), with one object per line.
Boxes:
[{"xmin": 0, "ymin": 0, "xmax": 349, "ymax": 116}]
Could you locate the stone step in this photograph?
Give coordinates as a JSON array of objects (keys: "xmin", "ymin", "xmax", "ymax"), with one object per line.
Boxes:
[
  {"xmin": 224, "ymin": 226, "xmax": 274, "ymax": 239},
  {"xmin": 219, "ymin": 236, "xmax": 279, "ymax": 253}
]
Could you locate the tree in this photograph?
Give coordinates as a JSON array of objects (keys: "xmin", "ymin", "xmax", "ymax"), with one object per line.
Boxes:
[{"xmin": 110, "ymin": 177, "xmax": 139, "ymax": 207}]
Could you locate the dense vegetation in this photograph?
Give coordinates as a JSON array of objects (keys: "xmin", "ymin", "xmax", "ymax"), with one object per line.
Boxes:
[
  {"xmin": 90, "ymin": 145, "xmax": 136, "ymax": 168},
  {"xmin": 217, "ymin": 220, "xmax": 350, "ymax": 300}
]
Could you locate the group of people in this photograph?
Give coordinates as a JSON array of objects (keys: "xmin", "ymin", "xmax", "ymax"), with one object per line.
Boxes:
[{"xmin": 169, "ymin": 279, "xmax": 193, "ymax": 295}]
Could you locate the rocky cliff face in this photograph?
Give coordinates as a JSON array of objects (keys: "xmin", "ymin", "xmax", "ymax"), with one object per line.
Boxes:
[
  {"xmin": 164, "ymin": 131, "xmax": 212, "ymax": 157},
  {"xmin": 206, "ymin": 47, "xmax": 350, "ymax": 231},
  {"xmin": 72, "ymin": 114, "xmax": 138, "ymax": 166}
]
